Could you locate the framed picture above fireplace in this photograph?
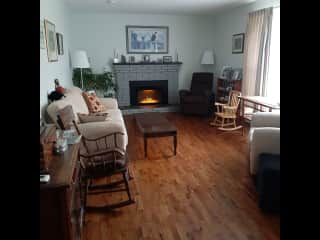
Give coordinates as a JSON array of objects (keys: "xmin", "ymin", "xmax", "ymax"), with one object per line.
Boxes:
[{"xmin": 126, "ymin": 26, "xmax": 169, "ymax": 54}]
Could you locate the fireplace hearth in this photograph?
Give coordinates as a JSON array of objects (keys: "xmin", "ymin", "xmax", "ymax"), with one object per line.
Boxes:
[{"xmin": 129, "ymin": 80, "xmax": 168, "ymax": 106}]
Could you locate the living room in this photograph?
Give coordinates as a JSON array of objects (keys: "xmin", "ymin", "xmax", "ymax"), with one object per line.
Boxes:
[{"xmin": 40, "ymin": 0, "xmax": 280, "ymax": 239}]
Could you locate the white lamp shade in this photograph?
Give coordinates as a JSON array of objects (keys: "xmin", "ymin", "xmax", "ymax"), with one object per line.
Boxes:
[
  {"xmin": 72, "ymin": 50, "xmax": 90, "ymax": 68},
  {"xmin": 201, "ymin": 50, "xmax": 214, "ymax": 65}
]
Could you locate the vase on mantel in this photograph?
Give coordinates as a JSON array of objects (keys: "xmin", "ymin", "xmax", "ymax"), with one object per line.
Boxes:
[{"xmin": 175, "ymin": 49, "xmax": 179, "ymax": 62}]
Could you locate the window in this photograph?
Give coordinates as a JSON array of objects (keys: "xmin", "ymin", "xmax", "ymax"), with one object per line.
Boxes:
[{"xmin": 266, "ymin": 7, "xmax": 280, "ymax": 103}]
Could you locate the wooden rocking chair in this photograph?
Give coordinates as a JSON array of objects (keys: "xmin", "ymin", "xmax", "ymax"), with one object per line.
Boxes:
[
  {"xmin": 210, "ymin": 90, "xmax": 243, "ymax": 134},
  {"xmin": 56, "ymin": 105, "xmax": 135, "ymax": 222}
]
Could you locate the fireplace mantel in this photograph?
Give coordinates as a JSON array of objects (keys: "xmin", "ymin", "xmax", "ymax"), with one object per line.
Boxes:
[
  {"xmin": 113, "ymin": 63, "xmax": 182, "ymax": 107},
  {"xmin": 113, "ymin": 62, "xmax": 182, "ymax": 65}
]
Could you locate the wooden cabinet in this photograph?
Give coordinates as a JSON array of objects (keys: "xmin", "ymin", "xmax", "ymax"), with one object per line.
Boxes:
[
  {"xmin": 40, "ymin": 138, "xmax": 83, "ymax": 240},
  {"xmin": 216, "ymin": 78, "xmax": 242, "ymax": 103}
]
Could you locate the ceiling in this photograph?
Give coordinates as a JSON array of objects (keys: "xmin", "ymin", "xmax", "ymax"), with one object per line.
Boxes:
[{"xmin": 66, "ymin": 0, "xmax": 256, "ymax": 15}]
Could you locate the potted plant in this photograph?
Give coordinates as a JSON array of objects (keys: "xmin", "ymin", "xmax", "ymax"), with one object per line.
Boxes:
[
  {"xmin": 96, "ymin": 71, "xmax": 117, "ymax": 97},
  {"xmin": 72, "ymin": 69, "xmax": 117, "ymax": 97}
]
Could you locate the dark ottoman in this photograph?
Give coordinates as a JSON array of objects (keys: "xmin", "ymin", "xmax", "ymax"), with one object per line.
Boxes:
[{"xmin": 257, "ymin": 153, "xmax": 280, "ymax": 213}]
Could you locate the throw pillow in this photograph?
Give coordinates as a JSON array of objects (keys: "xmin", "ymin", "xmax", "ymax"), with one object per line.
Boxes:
[
  {"xmin": 82, "ymin": 92, "xmax": 107, "ymax": 113},
  {"xmin": 57, "ymin": 105, "xmax": 75, "ymax": 129},
  {"xmin": 77, "ymin": 113, "xmax": 108, "ymax": 123}
]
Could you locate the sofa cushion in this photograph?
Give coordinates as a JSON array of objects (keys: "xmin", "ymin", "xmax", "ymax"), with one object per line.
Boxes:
[
  {"xmin": 249, "ymin": 127, "xmax": 280, "ymax": 175},
  {"xmin": 64, "ymin": 86, "xmax": 82, "ymax": 95},
  {"xmin": 99, "ymin": 97, "xmax": 118, "ymax": 109},
  {"xmin": 82, "ymin": 92, "xmax": 107, "ymax": 113},
  {"xmin": 78, "ymin": 109, "xmax": 128, "ymax": 153},
  {"xmin": 47, "ymin": 87, "xmax": 89, "ymax": 125},
  {"xmin": 78, "ymin": 113, "xmax": 109, "ymax": 123}
]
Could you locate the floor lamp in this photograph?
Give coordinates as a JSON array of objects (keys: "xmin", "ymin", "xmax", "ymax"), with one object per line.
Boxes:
[{"xmin": 72, "ymin": 50, "xmax": 90, "ymax": 89}]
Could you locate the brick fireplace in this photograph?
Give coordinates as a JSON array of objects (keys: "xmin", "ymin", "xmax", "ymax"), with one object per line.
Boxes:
[{"xmin": 113, "ymin": 63, "xmax": 182, "ymax": 107}]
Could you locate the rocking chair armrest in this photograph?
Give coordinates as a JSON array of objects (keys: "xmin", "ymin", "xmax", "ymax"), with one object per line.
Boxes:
[
  {"xmin": 80, "ymin": 147, "xmax": 126, "ymax": 159},
  {"xmin": 223, "ymin": 106, "xmax": 237, "ymax": 110},
  {"xmin": 215, "ymin": 102, "xmax": 226, "ymax": 113},
  {"xmin": 82, "ymin": 132, "xmax": 125, "ymax": 142},
  {"xmin": 215, "ymin": 102, "xmax": 226, "ymax": 106},
  {"xmin": 223, "ymin": 105, "xmax": 238, "ymax": 114}
]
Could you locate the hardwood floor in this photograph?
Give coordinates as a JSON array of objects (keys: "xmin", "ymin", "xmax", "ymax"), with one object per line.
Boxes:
[{"xmin": 82, "ymin": 113, "xmax": 280, "ymax": 240}]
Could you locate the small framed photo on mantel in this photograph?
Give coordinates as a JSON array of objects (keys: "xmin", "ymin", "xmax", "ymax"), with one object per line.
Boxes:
[{"xmin": 163, "ymin": 56, "xmax": 172, "ymax": 63}]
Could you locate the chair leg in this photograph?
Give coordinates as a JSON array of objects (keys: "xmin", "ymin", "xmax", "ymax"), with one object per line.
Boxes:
[
  {"xmin": 210, "ymin": 115, "xmax": 217, "ymax": 126},
  {"xmin": 215, "ymin": 117, "xmax": 222, "ymax": 134},
  {"xmin": 128, "ymin": 167, "xmax": 134, "ymax": 180},
  {"xmin": 82, "ymin": 178, "xmax": 88, "ymax": 224},
  {"xmin": 221, "ymin": 118, "xmax": 225, "ymax": 128},
  {"xmin": 123, "ymin": 170, "xmax": 134, "ymax": 202}
]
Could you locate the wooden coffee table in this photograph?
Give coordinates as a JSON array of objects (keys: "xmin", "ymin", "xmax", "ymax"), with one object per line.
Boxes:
[{"xmin": 135, "ymin": 113, "xmax": 177, "ymax": 158}]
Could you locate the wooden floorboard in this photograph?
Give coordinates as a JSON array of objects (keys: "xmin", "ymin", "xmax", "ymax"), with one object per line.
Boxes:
[{"xmin": 82, "ymin": 112, "xmax": 280, "ymax": 240}]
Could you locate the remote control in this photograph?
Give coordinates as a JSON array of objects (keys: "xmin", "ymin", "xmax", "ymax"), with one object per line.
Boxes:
[{"xmin": 40, "ymin": 174, "xmax": 50, "ymax": 183}]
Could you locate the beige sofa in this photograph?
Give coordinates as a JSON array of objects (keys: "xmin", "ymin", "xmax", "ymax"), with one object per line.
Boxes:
[
  {"xmin": 46, "ymin": 86, "xmax": 128, "ymax": 151},
  {"xmin": 249, "ymin": 112, "xmax": 280, "ymax": 175}
]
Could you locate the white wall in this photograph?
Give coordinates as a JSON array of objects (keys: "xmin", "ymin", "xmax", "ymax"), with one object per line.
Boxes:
[
  {"xmin": 41, "ymin": 0, "xmax": 280, "ymax": 114},
  {"xmin": 69, "ymin": 12, "xmax": 215, "ymax": 90},
  {"xmin": 212, "ymin": 0, "xmax": 280, "ymax": 75},
  {"xmin": 40, "ymin": 0, "xmax": 73, "ymax": 118}
]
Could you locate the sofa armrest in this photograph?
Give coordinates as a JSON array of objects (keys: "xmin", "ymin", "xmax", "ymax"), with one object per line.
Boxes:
[
  {"xmin": 78, "ymin": 120, "xmax": 128, "ymax": 153},
  {"xmin": 249, "ymin": 127, "xmax": 280, "ymax": 175},
  {"xmin": 204, "ymin": 90, "xmax": 214, "ymax": 98},
  {"xmin": 100, "ymin": 98, "xmax": 118, "ymax": 109},
  {"xmin": 251, "ymin": 112, "xmax": 280, "ymax": 128},
  {"xmin": 204, "ymin": 90, "xmax": 214, "ymax": 104},
  {"xmin": 179, "ymin": 89, "xmax": 191, "ymax": 104},
  {"xmin": 179, "ymin": 89, "xmax": 191, "ymax": 98}
]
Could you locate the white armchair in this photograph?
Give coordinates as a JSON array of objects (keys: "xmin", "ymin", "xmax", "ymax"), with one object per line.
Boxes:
[{"xmin": 249, "ymin": 112, "xmax": 280, "ymax": 175}]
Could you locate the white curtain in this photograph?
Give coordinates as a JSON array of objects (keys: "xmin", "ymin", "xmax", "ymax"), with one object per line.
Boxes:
[{"xmin": 242, "ymin": 8, "xmax": 273, "ymax": 97}]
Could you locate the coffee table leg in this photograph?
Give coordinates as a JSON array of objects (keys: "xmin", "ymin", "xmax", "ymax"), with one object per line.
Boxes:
[
  {"xmin": 173, "ymin": 135, "xmax": 177, "ymax": 155},
  {"xmin": 144, "ymin": 137, "xmax": 147, "ymax": 158}
]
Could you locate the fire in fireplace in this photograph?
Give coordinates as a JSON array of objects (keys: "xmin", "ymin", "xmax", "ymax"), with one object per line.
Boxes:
[
  {"xmin": 129, "ymin": 80, "xmax": 168, "ymax": 106},
  {"xmin": 138, "ymin": 89, "xmax": 161, "ymax": 104}
]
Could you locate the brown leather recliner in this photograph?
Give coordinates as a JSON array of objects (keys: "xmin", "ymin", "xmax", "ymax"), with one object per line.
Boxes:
[{"xmin": 179, "ymin": 72, "xmax": 214, "ymax": 115}]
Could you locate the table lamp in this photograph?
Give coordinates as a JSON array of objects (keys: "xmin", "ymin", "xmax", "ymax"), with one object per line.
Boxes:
[
  {"xmin": 72, "ymin": 50, "xmax": 90, "ymax": 89},
  {"xmin": 201, "ymin": 49, "xmax": 214, "ymax": 72}
]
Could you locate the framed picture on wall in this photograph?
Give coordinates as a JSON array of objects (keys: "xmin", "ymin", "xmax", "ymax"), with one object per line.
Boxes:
[
  {"xmin": 232, "ymin": 33, "xmax": 245, "ymax": 54},
  {"xmin": 44, "ymin": 19, "xmax": 58, "ymax": 62},
  {"xmin": 126, "ymin": 26, "xmax": 169, "ymax": 54},
  {"xmin": 40, "ymin": 20, "xmax": 46, "ymax": 49},
  {"xmin": 56, "ymin": 32, "xmax": 64, "ymax": 55}
]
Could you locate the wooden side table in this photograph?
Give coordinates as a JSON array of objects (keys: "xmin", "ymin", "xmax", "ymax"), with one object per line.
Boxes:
[{"xmin": 40, "ymin": 131, "xmax": 83, "ymax": 240}]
